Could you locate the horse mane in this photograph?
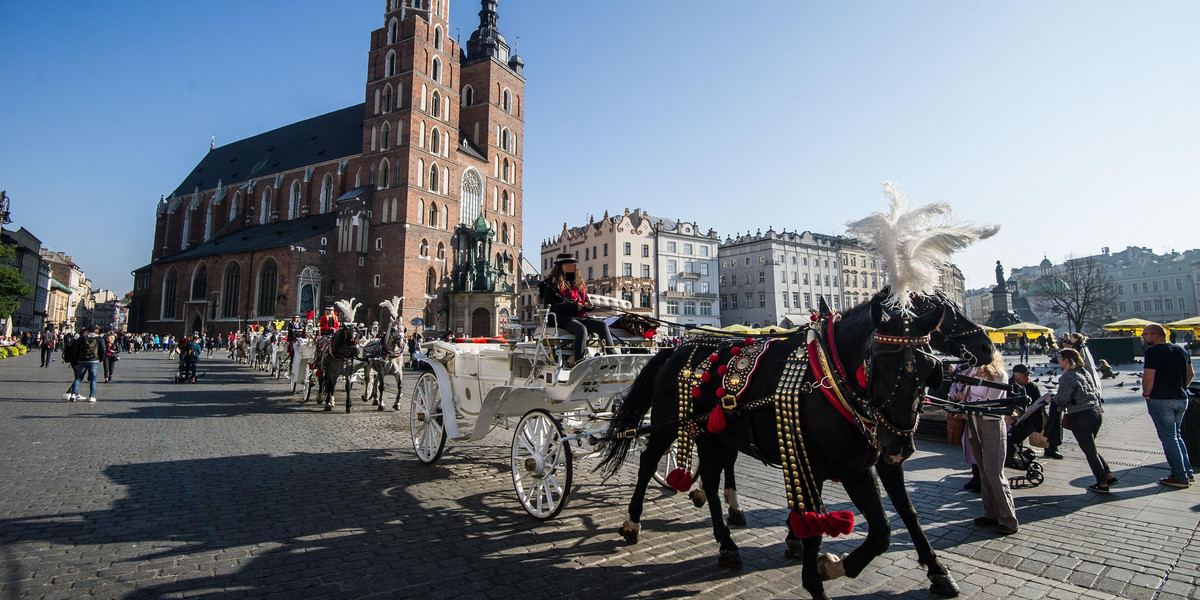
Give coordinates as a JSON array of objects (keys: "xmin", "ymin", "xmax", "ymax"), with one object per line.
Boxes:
[{"xmin": 846, "ymin": 182, "xmax": 998, "ymax": 315}]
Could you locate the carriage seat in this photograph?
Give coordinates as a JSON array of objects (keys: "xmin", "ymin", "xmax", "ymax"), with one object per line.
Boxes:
[{"xmin": 531, "ymin": 308, "xmax": 647, "ymax": 366}]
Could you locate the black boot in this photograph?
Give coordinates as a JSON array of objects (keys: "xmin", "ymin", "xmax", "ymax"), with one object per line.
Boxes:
[{"xmin": 963, "ymin": 464, "xmax": 981, "ymax": 493}]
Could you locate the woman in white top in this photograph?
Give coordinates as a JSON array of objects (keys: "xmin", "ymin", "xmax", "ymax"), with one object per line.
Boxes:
[{"xmin": 964, "ymin": 353, "xmax": 1019, "ymax": 535}]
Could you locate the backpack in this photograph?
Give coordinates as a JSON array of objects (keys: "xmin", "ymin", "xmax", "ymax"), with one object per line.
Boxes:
[{"xmin": 78, "ymin": 336, "xmax": 100, "ymax": 362}]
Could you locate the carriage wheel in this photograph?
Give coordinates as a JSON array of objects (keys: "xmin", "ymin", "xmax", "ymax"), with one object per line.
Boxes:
[
  {"xmin": 302, "ymin": 370, "xmax": 315, "ymax": 404},
  {"xmin": 653, "ymin": 438, "xmax": 699, "ymax": 488},
  {"xmin": 511, "ymin": 409, "xmax": 572, "ymax": 521},
  {"xmin": 410, "ymin": 372, "xmax": 447, "ymax": 464}
]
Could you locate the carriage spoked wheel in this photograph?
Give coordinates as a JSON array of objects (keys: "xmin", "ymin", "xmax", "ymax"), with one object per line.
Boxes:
[
  {"xmin": 302, "ymin": 369, "xmax": 316, "ymax": 404},
  {"xmin": 511, "ymin": 409, "xmax": 572, "ymax": 520},
  {"xmin": 653, "ymin": 438, "xmax": 699, "ymax": 488},
  {"xmin": 410, "ymin": 372, "xmax": 447, "ymax": 464}
]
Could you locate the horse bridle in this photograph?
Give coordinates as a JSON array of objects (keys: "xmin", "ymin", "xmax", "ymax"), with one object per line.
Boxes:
[{"xmin": 865, "ymin": 331, "xmax": 940, "ymax": 437}]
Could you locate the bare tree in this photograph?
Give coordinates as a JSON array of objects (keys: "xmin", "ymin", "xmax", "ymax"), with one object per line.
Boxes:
[{"xmin": 1027, "ymin": 256, "xmax": 1119, "ymax": 333}]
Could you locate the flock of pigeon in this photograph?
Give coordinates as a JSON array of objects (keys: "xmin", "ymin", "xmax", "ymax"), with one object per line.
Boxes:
[{"xmin": 1024, "ymin": 366, "xmax": 1143, "ymax": 393}]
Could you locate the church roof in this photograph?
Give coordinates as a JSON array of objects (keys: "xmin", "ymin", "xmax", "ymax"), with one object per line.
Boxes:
[
  {"xmin": 169, "ymin": 104, "xmax": 365, "ymax": 198},
  {"xmin": 155, "ymin": 212, "xmax": 337, "ymax": 264}
]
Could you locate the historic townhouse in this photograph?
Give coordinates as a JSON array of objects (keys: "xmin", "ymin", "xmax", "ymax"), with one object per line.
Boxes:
[{"xmin": 131, "ymin": 0, "xmax": 525, "ymax": 338}]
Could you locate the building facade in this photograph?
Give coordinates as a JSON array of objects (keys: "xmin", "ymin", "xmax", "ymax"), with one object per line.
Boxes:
[
  {"xmin": 838, "ymin": 240, "xmax": 888, "ymax": 310},
  {"xmin": 1, "ymin": 227, "xmax": 46, "ymax": 333},
  {"xmin": 655, "ymin": 219, "xmax": 720, "ymax": 335},
  {"xmin": 40, "ymin": 249, "xmax": 91, "ymax": 333},
  {"xmin": 718, "ymin": 229, "xmax": 843, "ymax": 328},
  {"xmin": 132, "ymin": 0, "xmax": 525, "ymax": 338},
  {"xmin": 540, "ymin": 209, "xmax": 662, "ymax": 318}
]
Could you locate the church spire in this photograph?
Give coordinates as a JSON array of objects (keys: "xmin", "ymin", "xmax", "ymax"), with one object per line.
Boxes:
[{"xmin": 465, "ymin": 0, "xmax": 510, "ymax": 64}]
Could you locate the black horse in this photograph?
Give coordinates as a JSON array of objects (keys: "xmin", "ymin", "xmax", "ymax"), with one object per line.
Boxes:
[
  {"xmin": 315, "ymin": 325, "xmax": 362, "ymax": 413},
  {"xmin": 600, "ymin": 296, "xmax": 946, "ymax": 600},
  {"xmin": 691, "ymin": 290, "xmax": 993, "ymax": 596}
]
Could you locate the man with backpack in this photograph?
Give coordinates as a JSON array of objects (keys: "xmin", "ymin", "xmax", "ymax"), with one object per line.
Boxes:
[{"xmin": 65, "ymin": 325, "xmax": 106, "ymax": 402}]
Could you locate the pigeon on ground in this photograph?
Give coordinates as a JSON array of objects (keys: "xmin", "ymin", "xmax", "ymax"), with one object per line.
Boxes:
[{"xmin": 1116, "ymin": 382, "xmax": 1124, "ymax": 387}]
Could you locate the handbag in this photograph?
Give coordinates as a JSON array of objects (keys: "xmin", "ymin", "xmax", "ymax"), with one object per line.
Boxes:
[
  {"xmin": 1028, "ymin": 430, "xmax": 1050, "ymax": 449},
  {"xmin": 945, "ymin": 412, "xmax": 966, "ymax": 446},
  {"xmin": 1061, "ymin": 412, "xmax": 1072, "ymax": 431}
]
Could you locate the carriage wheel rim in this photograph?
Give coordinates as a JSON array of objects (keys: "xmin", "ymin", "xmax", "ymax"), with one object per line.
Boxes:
[
  {"xmin": 512, "ymin": 411, "xmax": 569, "ymax": 519},
  {"xmin": 411, "ymin": 374, "xmax": 444, "ymax": 462}
]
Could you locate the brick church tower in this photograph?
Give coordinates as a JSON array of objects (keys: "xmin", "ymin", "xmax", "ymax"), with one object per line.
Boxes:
[{"xmin": 131, "ymin": 0, "xmax": 525, "ymax": 338}]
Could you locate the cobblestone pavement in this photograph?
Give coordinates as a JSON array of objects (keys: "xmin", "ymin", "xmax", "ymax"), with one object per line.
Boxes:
[{"xmin": 1, "ymin": 351, "xmax": 1197, "ymax": 599}]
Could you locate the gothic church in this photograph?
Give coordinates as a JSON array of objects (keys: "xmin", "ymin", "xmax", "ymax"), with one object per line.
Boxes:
[{"xmin": 129, "ymin": 0, "xmax": 524, "ymax": 338}]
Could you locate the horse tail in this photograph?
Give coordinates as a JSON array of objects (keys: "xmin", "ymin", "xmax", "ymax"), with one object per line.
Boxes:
[{"xmin": 598, "ymin": 347, "xmax": 676, "ymax": 479}]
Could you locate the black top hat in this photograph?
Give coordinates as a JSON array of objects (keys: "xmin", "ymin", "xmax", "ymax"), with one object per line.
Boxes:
[
  {"xmin": 553, "ymin": 252, "xmax": 577, "ymax": 265},
  {"xmin": 1011, "ymin": 364, "xmax": 1030, "ymax": 375}
]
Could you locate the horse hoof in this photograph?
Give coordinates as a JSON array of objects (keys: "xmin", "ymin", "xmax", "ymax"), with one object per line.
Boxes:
[
  {"xmin": 726, "ymin": 508, "xmax": 746, "ymax": 527},
  {"xmin": 323, "ymin": 405, "xmax": 332, "ymax": 412},
  {"xmin": 689, "ymin": 488, "xmax": 707, "ymax": 508},
  {"xmin": 392, "ymin": 403, "xmax": 400, "ymax": 411},
  {"xmin": 717, "ymin": 549, "xmax": 742, "ymax": 570},
  {"xmin": 817, "ymin": 552, "xmax": 848, "ymax": 581},
  {"xmin": 928, "ymin": 573, "xmax": 961, "ymax": 597},
  {"xmin": 345, "ymin": 406, "xmax": 352, "ymax": 414},
  {"xmin": 784, "ymin": 539, "xmax": 803, "ymax": 559},
  {"xmin": 377, "ymin": 405, "xmax": 385, "ymax": 411},
  {"xmin": 618, "ymin": 525, "xmax": 640, "ymax": 545}
]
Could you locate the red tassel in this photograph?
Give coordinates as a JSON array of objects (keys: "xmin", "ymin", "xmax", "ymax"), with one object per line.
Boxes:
[
  {"xmin": 789, "ymin": 510, "xmax": 855, "ymax": 538},
  {"xmin": 709, "ymin": 353, "xmax": 720, "ymax": 362},
  {"xmin": 715, "ymin": 387, "xmax": 726, "ymax": 397},
  {"xmin": 856, "ymin": 365, "xmax": 868, "ymax": 388},
  {"xmin": 707, "ymin": 405, "xmax": 726, "ymax": 433},
  {"xmin": 665, "ymin": 468, "xmax": 693, "ymax": 492},
  {"xmin": 717, "ymin": 365, "xmax": 728, "ymax": 375},
  {"xmin": 744, "ymin": 338, "xmax": 755, "ymax": 346}
]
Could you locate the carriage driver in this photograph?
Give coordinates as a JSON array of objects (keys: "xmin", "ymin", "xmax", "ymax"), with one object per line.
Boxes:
[
  {"xmin": 539, "ymin": 252, "xmax": 614, "ymax": 368},
  {"xmin": 319, "ymin": 307, "xmax": 340, "ymax": 337},
  {"xmin": 286, "ymin": 314, "xmax": 306, "ymax": 362}
]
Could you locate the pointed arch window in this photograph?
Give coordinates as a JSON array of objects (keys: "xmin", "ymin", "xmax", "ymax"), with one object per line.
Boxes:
[
  {"xmin": 426, "ymin": 267, "xmax": 437, "ymax": 294},
  {"xmin": 433, "ymin": 26, "xmax": 443, "ymax": 51},
  {"xmin": 256, "ymin": 259, "xmax": 278, "ymax": 318},
  {"xmin": 387, "ymin": 18, "xmax": 399, "ymax": 44},
  {"xmin": 382, "ymin": 85, "xmax": 393, "ymax": 113},
  {"xmin": 259, "ymin": 188, "xmax": 272, "ymax": 224},
  {"xmin": 203, "ymin": 203, "xmax": 214, "ymax": 241},
  {"xmin": 222, "ymin": 263, "xmax": 240, "ymax": 318},
  {"xmin": 385, "ymin": 50, "xmax": 397, "ymax": 77},
  {"xmin": 191, "ymin": 264, "xmax": 208, "ymax": 301},
  {"xmin": 501, "ymin": 127, "xmax": 511, "ymax": 152},
  {"xmin": 418, "ymin": 198, "xmax": 425, "ymax": 224},
  {"xmin": 420, "ymin": 239, "xmax": 430, "ymax": 257},
  {"xmin": 181, "ymin": 209, "xmax": 192, "ymax": 250},
  {"xmin": 430, "ymin": 126, "xmax": 441, "ymax": 155},
  {"xmin": 428, "ymin": 202, "xmax": 439, "ymax": 227},
  {"xmin": 162, "ymin": 268, "xmax": 178, "ymax": 319},
  {"xmin": 462, "ymin": 85, "xmax": 474, "ymax": 107},
  {"xmin": 502, "ymin": 88, "xmax": 512, "ymax": 113},
  {"xmin": 428, "ymin": 163, "xmax": 439, "ymax": 193},
  {"xmin": 381, "ymin": 123, "xmax": 391, "ymax": 150},
  {"xmin": 430, "ymin": 90, "xmax": 441, "ymax": 118},
  {"xmin": 500, "ymin": 190, "xmax": 509, "ymax": 215},
  {"xmin": 320, "ymin": 175, "xmax": 333, "ymax": 213},
  {"xmin": 289, "ymin": 181, "xmax": 301, "ymax": 219},
  {"xmin": 379, "ymin": 159, "xmax": 391, "ymax": 188},
  {"xmin": 230, "ymin": 192, "xmax": 242, "ymax": 221},
  {"xmin": 431, "ymin": 57, "xmax": 441, "ymax": 84},
  {"xmin": 502, "ymin": 158, "xmax": 510, "ymax": 182},
  {"xmin": 460, "ymin": 168, "xmax": 482, "ymax": 224},
  {"xmin": 437, "ymin": 242, "xmax": 445, "ymax": 260}
]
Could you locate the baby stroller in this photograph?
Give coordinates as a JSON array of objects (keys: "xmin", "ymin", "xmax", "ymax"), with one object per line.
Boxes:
[
  {"xmin": 176, "ymin": 344, "xmax": 199, "ymax": 383},
  {"xmin": 1005, "ymin": 393, "xmax": 1050, "ymax": 487}
]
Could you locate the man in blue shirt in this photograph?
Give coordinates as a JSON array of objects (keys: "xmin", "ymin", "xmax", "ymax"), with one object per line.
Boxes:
[{"xmin": 1141, "ymin": 324, "xmax": 1194, "ymax": 488}]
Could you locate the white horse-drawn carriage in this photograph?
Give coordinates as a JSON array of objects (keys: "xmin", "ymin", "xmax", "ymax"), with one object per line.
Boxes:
[{"xmin": 410, "ymin": 297, "xmax": 690, "ymax": 519}]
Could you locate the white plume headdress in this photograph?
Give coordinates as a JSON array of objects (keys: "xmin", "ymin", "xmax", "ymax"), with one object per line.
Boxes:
[
  {"xmin": 334, "ymin": 297, "xmax": 362, "ymax": 323},
  {"xmin": 379, "ymin": 296, "xmax": 403, "ymax": 321},
  {"xmin": 846, "ymin": 182, "xmax": 999, "ymax": 315}
]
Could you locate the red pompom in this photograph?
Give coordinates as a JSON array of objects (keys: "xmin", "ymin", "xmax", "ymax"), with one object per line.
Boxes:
[
  {"xmin": 810, "ymin": 313, "xmax": 819, "ymax": 322},
  {"xmin": 690, "ymin": 387, "xmax": 702, "ymax": 398},
  {"xmin": 856, "ymin": 365, "xmax": 868, "ymax": 388},
  {"xmin": 700, "ymin": 371, "xmax": 711, "ymax": 382},
  {"xmin": 824, "ymin": 510, "xmax": 855, "ymax": 536},
  {"xmin": 707, "ymin": 405, "xmax": 726, "ymax": 433},
  {"xmin": 715, "ymin": 387, "xmax": 726, "ymax": 397},
  {"xmin": 665, "ymin": 468, "xmax": 693, "ymax": 492},
  {"xmin": 744, "ymin": 338, "xmax": 755, "ymax": 346},
  {"xmin": 717, "ymin": 365, "xmax": 728, "ymax": 375},
  {"xmin": 730, "ymin": 346, "xmax": 742, "ymax": 356},
  {"xmin": 709, "ymin": 353, "xmax": 720, "ymax": 362}
]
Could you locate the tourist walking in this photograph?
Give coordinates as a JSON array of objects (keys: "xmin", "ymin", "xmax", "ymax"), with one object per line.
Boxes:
[
  {"xmin": 1052, "ymin": 348, "xmax": 1116, "ymax": 493},
  {"xmin": 65, "ymin": 325, "xmax": 106, "ymax": 402},
  {"xmin": 1140, "ymin": 324, "xmax": 1194, "ymax": 488},
  {"xmin": 101, "ymin": 332, "xmax": 119, "ymax": 382},
  {"xmin": 964, "ymin": 353, "xmax": 1019, "ymax": 535},
  {"xmin": 39, "ymin": 327, "xmax": 56, "ymax": 367}
]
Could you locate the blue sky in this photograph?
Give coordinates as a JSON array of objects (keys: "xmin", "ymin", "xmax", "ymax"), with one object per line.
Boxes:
[{"xmin": 2, "ymin": 1, "xmax": 1198, "ymax": 296}]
